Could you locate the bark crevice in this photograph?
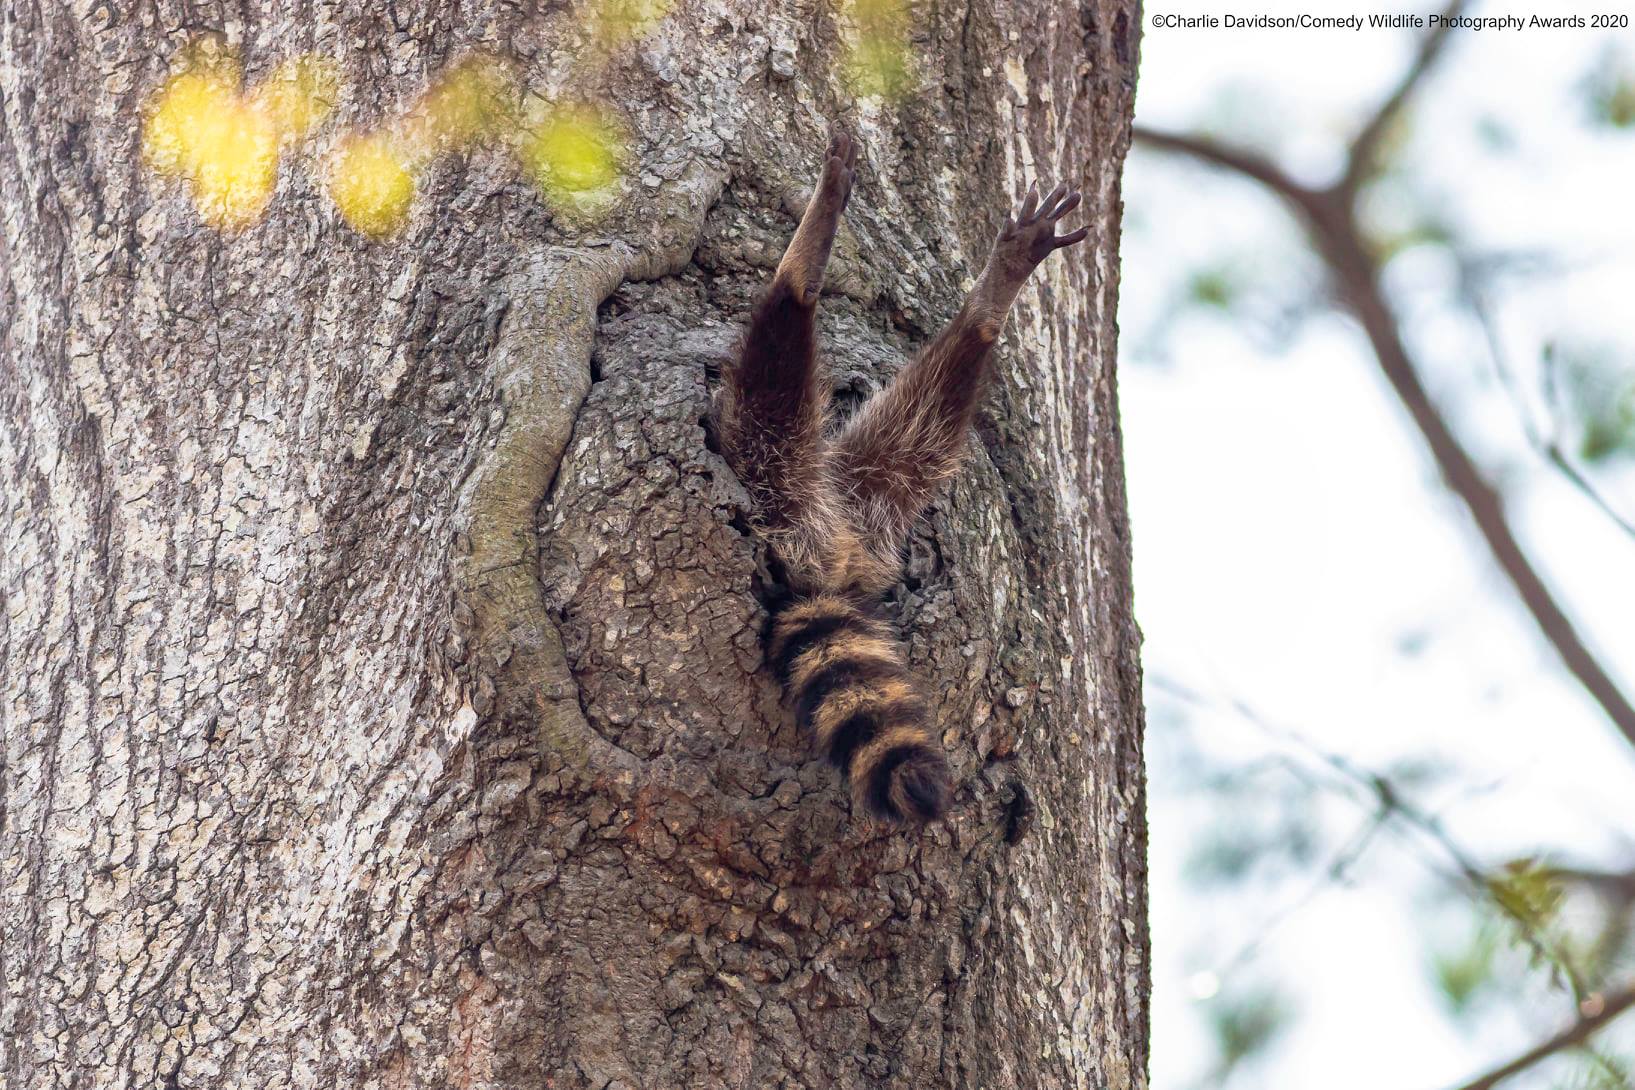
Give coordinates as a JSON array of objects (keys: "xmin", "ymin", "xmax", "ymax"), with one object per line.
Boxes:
[{"xmin": 453, "ymin": 162, "xmax": 725, "ymax": 771}]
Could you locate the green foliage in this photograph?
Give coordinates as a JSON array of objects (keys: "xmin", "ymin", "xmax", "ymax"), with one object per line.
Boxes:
[
  {"xmin": 1433, "ymin": 924, "xmax": 1503, "ymax": 1016},
  {"xmin": 1581, "ymin": 48, "xmax": 1635, "ymax": 130},
  {"xmin": 1196, "ymin": 83, "xmax": 1297, "ymax": 150},
  {"xmin": 1154, "ymin": 248, "xmax": 1324, "ymax": 356},
  {"xmin": 1554, "ymin": 1051, "xmax": 1634, "ymax": 1090},
  {"xmin": 1488, "ymin": 857, "xmax": 1567, "ymax": 933},
  {"xmin": 1205, "ymin": 981, "xmax": 1291, "ymax": 1079},
  {"xmin": 1358, "ymin": 174, "xmax": 1457, "ymax": 264},
  {"xmin": 1182, "ymin": 772, "xmax": 1320, "ymax": 887},
  {"xmin": 1186, "ymin": 818, "xmax": 1318, "ymax": 885},
  {"xmin": 1546, "ymin": 343, "xmax": 1635, "ymax": 463},
  {"xmin": 1475, "ymin": 115, "xmax": 1517, "ymax": 153},
  {"xmin": 1380, "ymin": 755, "xmax": 1449, "ymax": 790},
  {"xmin": 1187, "ymin": 266, "xmax": 1240, "ymax": 309},
  {"xmin": 842, "ymin": 0, "xmax": 913, "ymax": 99},
  {"xmin": 1370, "ymin": 214, "xmax": 1456, "ymax": 264}
]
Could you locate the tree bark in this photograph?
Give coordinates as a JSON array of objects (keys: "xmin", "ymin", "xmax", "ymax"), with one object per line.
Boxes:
[{"xmin": 0, "ymin": 2, "xmax": 1146, "ymax": 1087}]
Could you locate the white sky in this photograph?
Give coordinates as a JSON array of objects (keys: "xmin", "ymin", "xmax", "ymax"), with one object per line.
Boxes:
[{"xmin": 1122, "ymin": 3, "xmax": 1635, "ymax": 1086}]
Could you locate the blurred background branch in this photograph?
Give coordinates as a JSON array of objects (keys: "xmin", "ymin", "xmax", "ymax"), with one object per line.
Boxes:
[
  {"xmin": 1128, "ymin": 7, "xmax": 1635, "ymax": 1083},
  {"xmin": 1340, "ymin": 0, "xmax": 1470, "ymax": 195},
  {"xmin": 1134, "ymin": 4, "xmax": 1635, "ymax": 750},
  {"xmin": 1449, "ymin": 983, "xmax": 1635, "ymax": 1090}
]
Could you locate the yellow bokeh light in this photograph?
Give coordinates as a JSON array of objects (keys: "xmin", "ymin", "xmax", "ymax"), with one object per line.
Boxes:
[
  {"xmin": 328, "ymin": 134, "xmax": 416, "ymax": 238},
  {"xmin": 142, "ymin": 42, "xmax": 336, "ymax": 230},
  {"xmin": 521, "ymin": 107, "xmax": 623, "ymax": 204},
  {"xmin": 186, "ymin": 103, "xmax": 279, "ymax": 228},
  {"xmin": 253, "ymin": 55, "xmax": 339, "ymax": 141},
  {"xmin": 143, "ymin": 67, "xmax": 279, "ymax": 228},
  {"xmin": 143, "ymin": 42, "xmax": 633, "ymax": 236},
  {"xmin": 407, "ymin": 55, "xmax": 515, "ymax": 155},
  {"xmin": 844, "ymin": 0, "xmax": 913, "ymax": 99},
  {"xmin": 847, "ymin": 36, "xmax": 912, "ymax": 98},
  {"xmin": 592, "ymin": 0, "xmax": 674, "ymax": 46},
  {"xmin": 144, "ymin": 69, "xmax": 238, "ymax": 176}
]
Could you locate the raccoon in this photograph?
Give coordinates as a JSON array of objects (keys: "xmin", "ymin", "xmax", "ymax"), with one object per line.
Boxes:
[{"xmin": 713, "ymin": 127, "xmax": 1086, "ymax": 824}]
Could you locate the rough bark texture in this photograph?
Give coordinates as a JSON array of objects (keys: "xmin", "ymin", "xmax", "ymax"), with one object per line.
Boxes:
[{"xmin": 0, "ymin": 2, "xmax": 1145, "ymax": 1087}]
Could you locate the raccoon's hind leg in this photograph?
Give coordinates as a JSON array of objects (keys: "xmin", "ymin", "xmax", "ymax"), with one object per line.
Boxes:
[
  {"xmin": 830, "ymin": 183, "xmax": 1087, "ymax": 574},
  {"xmin": 714, "ymin": 129, "xmax": 860, "ymax": 586},
  {"xmin": 774, "ymin": 127, "xmax": 858, "ymax": 305}
]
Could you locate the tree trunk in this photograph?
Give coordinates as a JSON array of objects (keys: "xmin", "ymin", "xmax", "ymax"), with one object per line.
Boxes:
[{"xmin": 0, "ymin": 2, "xmax": 1146, "ymax": 1087}]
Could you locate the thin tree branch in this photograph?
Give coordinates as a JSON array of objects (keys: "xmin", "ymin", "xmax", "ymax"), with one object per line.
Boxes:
[
  {"xmin": 1130, "ymin": 126, "xmax": 1318, "ymax": 207},
  {"xmin": 1155, "ymin": 673, "xmax": 1591, "ymax": 997},
  {"xmin": 1548, "ymin": 865, "xmax": 1635, "ymax": 901},
  {"xmin": 1301, "ymin": 206, "xmax": 1635, "ymax": 752},
  {"xmin": 1461, "ymin": 268, "xmax": 1635, "ymax": 541},
  {"xmin": 1446, "ymin": 983, "xmax": 1635, "ymax": 1090},
  {"xmin": 1445, "ymin": 256, "xmax": 1635, "ymax": 545},
  {"xmin": 1340, "ymin": 0, "xmax": 1469, "ymax": 194}
]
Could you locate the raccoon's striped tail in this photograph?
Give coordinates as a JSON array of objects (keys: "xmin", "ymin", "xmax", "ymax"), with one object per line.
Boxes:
[{"xmin": 768, "ymin": 594, "xmax": 951, "ymax": 824}]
